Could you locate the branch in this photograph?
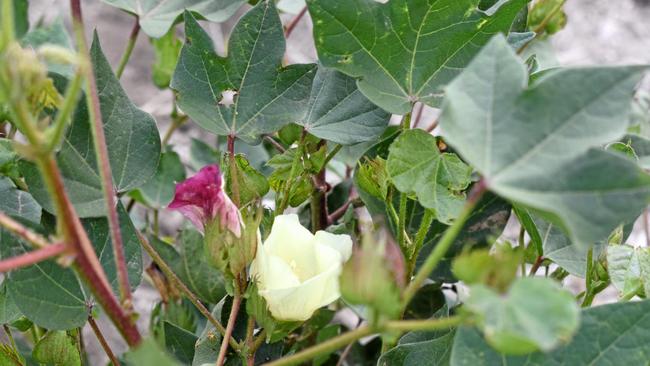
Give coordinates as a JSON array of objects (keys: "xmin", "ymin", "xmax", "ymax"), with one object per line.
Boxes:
[
  {"xmin": 88, "ymin": 316, "xmax": 121, "ymax": 366},
  {"xmin": 136, "ymin": 233, "xmax": 241, "ymax": 351},
  {"xmin": 0, "ymin": 243, "xmax": 67, "ymax": 272},
  {"xmin": 70, "ymin": 0, "xmax": 132, "ymax": 308},
  {"xmin": 0, "ymin": 212, "xmax": 52, "ymax": 249},
  {"xmin": 115, "ymin": 17, "xmax": 140, "ymax": 79},
  {"xmin": 285, "ymin": 7, "xmax": 307, "ymax": 38},
  {"xmin": 216, "ymin": 293, "xmax": 242, "ymax": 366}
]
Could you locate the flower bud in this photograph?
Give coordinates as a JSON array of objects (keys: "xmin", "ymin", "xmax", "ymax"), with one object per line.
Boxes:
[
  {"xmin": 339, "ymin": 230, "xmax": 405, "ymax": 319},
  {"xmin": 169, "ymin": 165, "xmax": 246, "ymax": 277}
]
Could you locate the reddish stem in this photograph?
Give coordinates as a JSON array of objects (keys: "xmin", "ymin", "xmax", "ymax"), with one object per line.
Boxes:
[
  {"xmin": 217, "ymin": 294, "xmax": 242, "ymax": 366},
  {"xmin": 0, "ymin": 243, "xmax": 67, "ymax": 272},
  {"xmin": 70, "ymin": 0, "xmax": 132, "ymax": 309},
  {"xmin": 0, "ymin": 212, "xmax": 51, "ymax": 249},
  {"xmin": 38, "ymin": 156, "xmax": 141, "ymax": 346},
  {"xmin": 285, "ymin": 7, "xmax": 307, "ymax": 38},
  {"xmin": 412, "ymin": 103, "xmax": 425, "ymax": 128},
  {"xmin": 88, "ymin": 316, "xmax": 121, "ymax": 366}
]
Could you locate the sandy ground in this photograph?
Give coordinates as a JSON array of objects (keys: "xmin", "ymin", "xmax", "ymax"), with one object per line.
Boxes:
[{"xmin": 22, "ymin": 0, "xmax": 650, "ymax": 363}]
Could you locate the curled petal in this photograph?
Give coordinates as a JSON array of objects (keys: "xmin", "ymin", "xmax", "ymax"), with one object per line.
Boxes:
[{"xmin": 168, "ymin": 164, "xmax": 241, "ymax": 236}]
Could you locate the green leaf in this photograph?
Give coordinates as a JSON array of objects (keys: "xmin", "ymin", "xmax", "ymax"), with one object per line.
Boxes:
[
  {"xmin": 132, "ymin": 150, "xmax": 186, "ymax": 209},
  {"xmin": 463, "ymin": 277, "xmax": 579, "ymax": 354},
  {"xmin": 440, "ymin": 35, "xmax": 650, "ymax": 247},
  {"xmin": 307, "ymin": 0, "xmax": 528, "ymax": 114},
  {"xmin": 0, "ymin": 281, "xmax": 21, "ymax": 324},
  {"xmin": 171, "ymin": 4, "xmax": 317, "ymax": 143},
  {"xmin": 296, "ymin": 67, "xmax": 390, "ymax": 145},
  {"xmin": 0, "ymin": 230, "xmax": 87, "ymax": 330},
  {"xmin": 607, "ymin": 244, "xmax": 650, "ymax": 297},
  {"xmin": 152, "ymin": 29, "xmax": 183, "ymax": 88},
  {"xmin": 164, "ymin": 321, "xmax": 198, "ymax": 364},
  {"xmin": 387, "ymin": 129, "xmax": 472, "ymax": 224},
  {"xmin": 101, "ymin": 0, "xmax": 245, "ymax": 38},
  {"xmin": 451, "ymin": 300, "xmax": 650, "ymax": 365},
  {"xmin": 378, "ymin": 330, "xmax": 456, "ymax": 366},
  {"xmin": 192, "ymin": 299, "xmax": 225, "ymax": 366},
  {"xmin": 125, "ymin": 338, "xmax": 180, "ymax": 366},
  {"xmin": 32, "ymin": 331, "xmax": 81, "ymax": 366},
  {"xmin": 151, "ymin": 230, "xmax": 227, "ymax": 304},
  {"xmin": 0, "ymin": 177, "xmax": 41, "ymax": 224},
  {"xmin": 81, "ymin": 203, "xmax": 143, "ymax": 293},
  {"xmin": 24, "ymin": 36, "xmax": 161, "ymax": 218}
]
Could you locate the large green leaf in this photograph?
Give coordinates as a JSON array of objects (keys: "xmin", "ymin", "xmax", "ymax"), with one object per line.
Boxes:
[
  {"xmin": 0, "ymin": 230, "xmax": 87, "ymax": 330},
  {"xmin": 102, "ymin": 0, "xmax": 245, "ymax": 38},
  {"xmin": 387, "ymin": 129, "xmax": 472, "ymax": 224},
  {"xmin": 151, "ymin": 230, "xmax": 227, "ymax": 304},
  {"xmin": 125, "ymin": 338, "xmax": 180, "ymax": 366},
  {"xmin": 0, "ymin": 281, "xmax": 21, "ymax": 324},
  {"xmin": 24, "ymin": 36, "xmax": 161, "ymax": 218},
  {"xmin": 81, "ymin": 203, "xmax": 143, "ymax": 293},
  {"xmin": 451, "ymin": 300, "xmax": 650, "ymax": 365},
  {"xmin": 440, "ymin": 35, "xmax": 650, "ymax": 247},
  {"xmin": 307, "ymin": 0, "xmax": 527, "ymax": 114},
  {"xmin": 0, "ymin": 177, "xmax": 41, "ymax": 224},
  {"xmin": 296, "ymin": 67, "xmax": 390, "ymax": 145},
  {"xmin": 171, "ymin": 3, "xmax": 317, "ymax": 143},
  {"xmin": 464, "ymin": 277, "xmax": 579, "ymax": 355}
]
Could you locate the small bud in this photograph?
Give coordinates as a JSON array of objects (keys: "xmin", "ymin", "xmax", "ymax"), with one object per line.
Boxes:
[
  {"xmin": 452, "ymin": 244, "xmax": 521, "ymax": 293},
  {"xmin": 340, "ymin": 230, "xmax": 405, "ymax": 319}
]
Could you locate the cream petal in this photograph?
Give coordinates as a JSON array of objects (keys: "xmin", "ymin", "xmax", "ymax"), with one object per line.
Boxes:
[
  {"xmin": 314, "ymin": 231, "xmax": 353, "ymax": 262},
  {"xmin": 250, "ymin": 241, "xmax": 300, "ymax": 291},
  {"xmin": 259, "ymin": 264, "xmax": 342, "ymax": 321},
  {"xmin": 264, "ymin": 214, "xmax": 319, "ymax": 281}
]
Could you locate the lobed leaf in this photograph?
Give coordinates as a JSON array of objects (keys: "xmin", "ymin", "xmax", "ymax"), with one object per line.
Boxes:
[{"xmin": 440, "ymin": 35, "xmax": 650, "ymax": 247}]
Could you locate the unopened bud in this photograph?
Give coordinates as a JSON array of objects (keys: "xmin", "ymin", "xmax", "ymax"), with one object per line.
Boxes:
[{"xmin": 340, "ymin": 230, "xmax": 405, "ymax": 319}]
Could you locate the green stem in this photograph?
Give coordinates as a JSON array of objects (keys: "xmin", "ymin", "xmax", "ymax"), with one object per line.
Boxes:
[
  {"xmin": 3, "ymin": 325, "xmax": 17, "ymax": 352},
  {"xmin": 581, "ymin": 248, "xmax": 595, "ymax": 307},
  {"xmin": 397, "ymin": 191, "xmax": 408, "ymax": 252},
  {"xmin": 115, "ymin": 18, "xmax": 140, "ymax": 79},
  {"xmin": 267, "ymin": 316, "xmax": 464, "ymax": 366},
  {"xmin": 410, "ymin": 209, "xmax": 434, "ymax": 272},
  {"xmin": 47, "ymin": 70, "xmax": 83, "ymax": 152},
  {"xmin": 265, "ymin": 326, "xmax": 373, "ymax": 366},
  {"xmin": 1, "ymin": 0, "xmax": 14, "ymax": 49},
  {"xmin": 400, "ymin": 113, "xmax": 411, "ymax": 130},
  {"xmin": 70, "ymin": 0, "xmax": 132, "ymax": 309},
  {"xmin": 322, "ymin": 144, "xmax": 342, "ymax": 168},
  {"xmin": 402, "ymin": 180, "xmax": 487, "ymax": 306}
]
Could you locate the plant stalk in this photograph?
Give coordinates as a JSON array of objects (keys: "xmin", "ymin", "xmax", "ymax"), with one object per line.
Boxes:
[
  {"xmin": 402, "ymin": 180, "xmax": 487, "ymax": 306},
  {"xmin": 227, "ymin": 134, "xmax": 241, "ymax": 206},
  {"xmin": 115, "ymin": 17, "xmax": 140, "ymax": 79},
  {"xmin": 88, "ymin": 316, "xmax": 121, "ymax": 366},
  {"xmin": 0, "ymin": 212, "xmax": 52, "ymax": 249},
  {"xmin": 70, "ymin": 0, "xmax": 132, "ymax": 309},
  {"xmin": 284, "ymin": 7, "xmax": 307, "ymax": 38},
  {"xmin": 0, "ymin": 243, "xmax": 67, "ymax": 272},
  {"xmin": 217, "ymin": 293, "xmax": 243, "ymax": 366}
]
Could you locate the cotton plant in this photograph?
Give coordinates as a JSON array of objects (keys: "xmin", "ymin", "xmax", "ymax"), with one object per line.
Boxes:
[{"xmin": 1, "ymin": 0, "xmax": 650, "ymax": 365}]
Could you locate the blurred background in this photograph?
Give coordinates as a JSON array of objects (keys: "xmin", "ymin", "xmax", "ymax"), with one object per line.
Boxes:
[{"xmin": 24, "ymin": 0, "xmax": 650, "ymax": 363}]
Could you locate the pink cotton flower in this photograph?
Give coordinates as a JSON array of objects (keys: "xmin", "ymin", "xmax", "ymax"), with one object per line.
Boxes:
[{"xmin": 168, "ymin": 165, "xmax": 242, "ymax": 237}]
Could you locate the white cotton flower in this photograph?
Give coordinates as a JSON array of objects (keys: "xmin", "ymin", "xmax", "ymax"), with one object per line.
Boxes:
[{"xmin": 249, "ymin": 214, "xmax": 353, "ymax": 321}]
